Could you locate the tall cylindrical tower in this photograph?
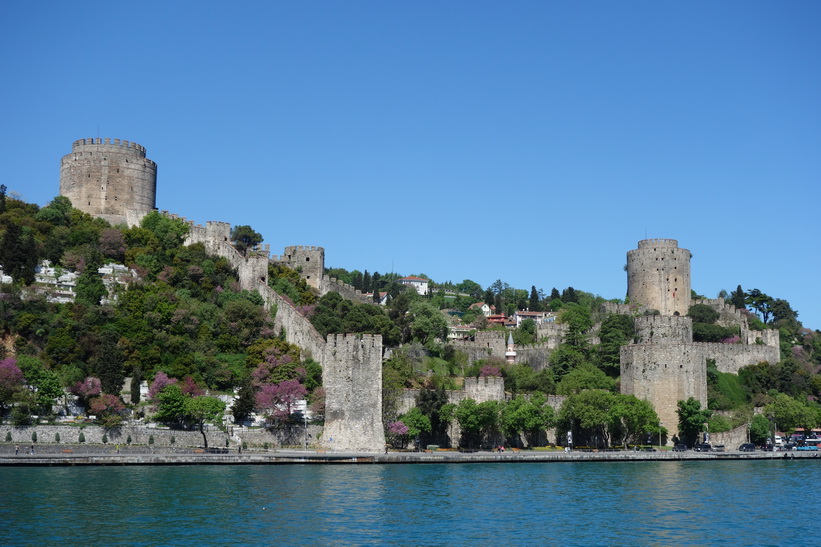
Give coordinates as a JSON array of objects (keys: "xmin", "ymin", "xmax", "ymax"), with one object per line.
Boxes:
[
  {"xmin": 626, "ymin": 239, "xmax": 691, "ymax": 316},
  {"xmin": 60, "ymin": 138, "xmax": 157, "ymax": 227}
]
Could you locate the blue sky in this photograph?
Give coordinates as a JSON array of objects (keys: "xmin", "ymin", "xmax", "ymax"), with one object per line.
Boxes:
[{"xmin": 2, "ymin": 2, "xmax": 820, "ymax": 329}]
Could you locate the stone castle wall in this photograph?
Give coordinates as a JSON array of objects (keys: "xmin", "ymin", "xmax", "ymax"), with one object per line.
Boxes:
[
  {"xmin": 0, "ymin": 424, "xmax": 320, "ymax": 449},
  {"xmin": 700, "ymin": 342, "xmax": 780, "ymax": 374},
  {"xmin": 271, "ymin": 246, "xmax": 324, "ymax": 290},
  {"xmin": 620, "ymin": 343, "xmax": 707, "ymax": 440},
  {"xmin": 320, "ymin": 277, "xmax": 374, "ymax": 304},
  {"xmin": 321, "ymin": 334, "xmax": 385, "ymax": 452},
  {"xmin": 259, "ymin": 284, "xmax": 327, "ymax": 362},
  {"xmin": 60, "ymin": 138, "xmax": 157, "ymax": 227},
  {"xmin": 634, "ymin": 315, "xmax": 693, "ymax": 345},
  {"xmin": 627, "ymin": 238, "xmax": 691, "ymax": 316}
]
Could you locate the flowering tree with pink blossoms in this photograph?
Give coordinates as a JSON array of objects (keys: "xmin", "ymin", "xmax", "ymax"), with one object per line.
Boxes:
[
  {"xmin": 148, "ymin": 372, "xmax": 178, "ymax": 400},
  {"xmin": 386, "ymin": 421, "xmax": 410, "ymax": 448},
  {"xmin": 479, "ymin": 365, "xmax": 502, "ymax": 378},
  {"xmin": 255, "ymin": 379, "xmax": 307, "ymax": 426},
  {"xmin": 0, "ymin": 357, "xmax": 25, "ymax": 411}
]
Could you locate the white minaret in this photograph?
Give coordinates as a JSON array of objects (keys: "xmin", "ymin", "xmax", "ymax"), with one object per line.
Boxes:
[{"xmin": 505, "ymin": 332, "xmax": 516, "ymax": 363}]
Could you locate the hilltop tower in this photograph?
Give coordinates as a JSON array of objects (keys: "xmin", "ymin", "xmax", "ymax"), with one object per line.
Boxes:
[
  {"xmin": 272, "ymin": 246, "xmax": 325, "ymax": 290},
  {"xmin": 627, "ymin": 239, "xmax": 691, "ymax": 316},
  {"xmin": 60, "ymin": 138, "xmax": 157, "ymax": 227}
]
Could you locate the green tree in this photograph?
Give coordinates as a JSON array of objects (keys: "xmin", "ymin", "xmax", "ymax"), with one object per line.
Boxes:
[
  {"xmin": 18, "ymin": 356, "xmax": 63, "ymax": 413},
  {"xmin": 746, "ymin": 289, "xmax": 774, "ymax": 324},
  {"xmin": 556, "ymin": 363, "xmax": 615, "ymax": 395},
  {"xmin": 500, "ymin": 394, "xmax": 554, "ymax": 447},
  {"xmin": 513, "ymin": 319, "xmax": 537, "ymax": 346},
  {"xmin": 75, "ymin": 261, "xmax": 107, "ymax": 306},
  {"xmin": 557, "ymin": 303, "xmax": 592, "ymax": 348},
  {"xmin": 230, "ymin": 225, "xmax": 263, "ymax": 256},
  {"xmin": 0, "ymin": 223, "xmax": 37, "ymax": 285},
  {"xmin": 596, "ymin": 314, "xmax": 634, "ymax": 377},
  {"xmin": 154, "ymin": 384, "xmax": 188, "ymax": 428},
  {"xmin": 558, "ymin": 390, "xmax": 617, "ymax": 448},
  {"xmin": 609, "ymin": 394, "xmax": 660, "ymax": 447},
  {"xmin": 415, "ymin": 385, "xmax": 449, "ymax": 442},
  {"xmin": 232, "ymin": 380, "xmax": 256, "ymax": 424},
  {"xmin": 408, "ymin": 301, "xmax": 448, "ymax": 344},
  {"xmin": 399, "ymin": 407, "xmax": 431, "ymax": 440},
  {"xmin": 185, "ymin": 395, "xmax": 226, "ymax": 448},
  {"xmin": 729, "ymin": 285, "xmax": 746, "ymax": 309},
  {"xmin": 764, "ymin": 393, "xmax": 817, "ymax": 433},
  {"xmin": 749, "ymin": 414, "xmax": 771, "ymax": 445},
  {"xmin": 677, "ymin": 397, "xmax": 711, "ymax": 446},
  {"xmin": 688, "ymin": 304, "xmax": 720, "ymax": 324}
]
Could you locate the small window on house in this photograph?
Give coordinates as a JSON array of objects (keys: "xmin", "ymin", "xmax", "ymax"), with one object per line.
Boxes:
[{"xmin": 306, "ymin": 257, "xmax": 310, "ymax": 261}]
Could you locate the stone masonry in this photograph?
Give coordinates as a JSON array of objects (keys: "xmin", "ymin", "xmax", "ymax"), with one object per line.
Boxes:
[
  {"xmin": 60, "ymin": 138, "xmax": 157, "ymax": 227},
  {"xmin": 321, "ymin": 334, "xmax": 386, "ymax": 452}
]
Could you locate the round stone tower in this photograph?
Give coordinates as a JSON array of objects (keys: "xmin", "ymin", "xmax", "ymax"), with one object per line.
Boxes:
[
  {"xmin": 60, "ymin": 138, "xmax": 157, "ymax": 227},
  {"xmin": 627, "ymin": 239, "xmax": 691, "ymax": 316}
]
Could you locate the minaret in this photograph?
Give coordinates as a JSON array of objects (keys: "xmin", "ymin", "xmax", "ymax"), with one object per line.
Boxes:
[{"xmin": 505, "ymin": 332, "xmax": 516, "ymax": 363}]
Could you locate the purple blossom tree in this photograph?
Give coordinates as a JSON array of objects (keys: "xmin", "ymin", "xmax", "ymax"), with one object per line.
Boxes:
[
  {"xmin": 89, "ymin": 393, "xmax": 125, "ymax": 418},
  {"xmin": 180, "ymin": 375, "xmax": 205, "ymax": 397},
  {"xmin": 72, "ymin": 376, "xmax": 102, "ymax": 399},
  {"xmin": 0, "ymin": 357, "xmax": 24, "ymax": 410},
  {"xmin": 387, "ymin": 421, "xmax": 410, "ymax": 448},
  {"xmin": 479, "ymin": 365, "xmax": 502, "ymax": 377},
  {"xmin": 148, "ymin": 372, "xmax": 177, "ymax": 400},
  {"xmin": 255, "ymin": 379, "xmax": 307, "ymax": 423}
]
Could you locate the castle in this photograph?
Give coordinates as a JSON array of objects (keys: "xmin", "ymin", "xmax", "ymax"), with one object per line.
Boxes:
[
  {"xmin": 59, "ymin": 139, "xmax": 780, "ymax": 449},
  {"xmin": 60, "ymin": 138, "xmax": 385, "ymax": 452},
  {"xmin": 619, "ymin": 239, "xmax": 779, "ymax": 441}
]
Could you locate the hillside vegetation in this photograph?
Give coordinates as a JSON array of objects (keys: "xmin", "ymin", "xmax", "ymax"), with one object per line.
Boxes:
[{"xmin": 2, "ymin": 190, "xmax": 820, "ymax": 448}]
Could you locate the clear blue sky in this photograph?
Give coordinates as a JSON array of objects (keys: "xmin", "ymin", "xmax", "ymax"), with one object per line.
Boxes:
[{"xmin": 2, "ymin": 2, "xmax": 820, "ymax": 329}]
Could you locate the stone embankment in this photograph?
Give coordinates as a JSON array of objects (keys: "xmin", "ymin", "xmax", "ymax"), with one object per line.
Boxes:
[{"xmin": 1, "ymin": 446, "xmax": 818, "ymax": 466}]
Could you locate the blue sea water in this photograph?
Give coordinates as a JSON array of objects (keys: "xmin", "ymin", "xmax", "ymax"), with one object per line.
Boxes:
[{"xmin": 1, "ymin": 460, "xmax": 817, "ymax": 545}]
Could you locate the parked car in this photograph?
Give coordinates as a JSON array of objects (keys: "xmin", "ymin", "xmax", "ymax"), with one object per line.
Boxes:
[
  {"xmin": 738, "ymin": 443, "xmax": 756, "ymax": 452},
  {"xmin": 694, "ymin": 443, "xmax": 712, "ymax": 452},
  {"xmin": 673, "ymin": 444, "xmax": 688, "ymax": 452},
  {"xmin": 713, "ymin": 444, "xmax": 726, "ymax": 452}
]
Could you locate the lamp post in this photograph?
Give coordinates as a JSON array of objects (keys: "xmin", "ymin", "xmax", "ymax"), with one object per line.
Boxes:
[
  {"xmin": 304, "ymin": 410, "xmax": 308, "ymax": 451},
  {"xmin": 659, "ymin": 422, "xmax": 663, "ymax": 450}
]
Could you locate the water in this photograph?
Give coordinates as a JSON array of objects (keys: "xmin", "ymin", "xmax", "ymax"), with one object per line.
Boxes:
[{"xmin": 1, "ymin": 460, "xmax": 816, "ymax": 545}]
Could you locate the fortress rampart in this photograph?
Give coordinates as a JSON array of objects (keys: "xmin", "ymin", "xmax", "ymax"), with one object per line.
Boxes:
[
  {"xmin": 321, "ymin": 334, "xmax": 385, "ymax": 452},
  {"xmin": 60, "ymin": 138, "xmax": 157, "ymax": 227},
  {"xmin": 698, "ymin": 342, "xmax": 780, "ymax": 374},
  {"xmin": 320, "ymin": 277, "xmax": 374, "ymax": 304},
  {"xmin": 620, "ymin": 343, "xmax": 707, "ymax": 439}
]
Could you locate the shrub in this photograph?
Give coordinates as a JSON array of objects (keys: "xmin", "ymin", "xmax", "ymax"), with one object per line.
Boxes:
[
  {"xmin": 31, "ymin": 431, "xmax": 37, "ymax": 443},
  {"xmin": 78, "ymin": 432, "xmax": 85, "ymax": 443},
  {"xmin": 102, "ymin": 433, "xmax": 108, "ymax": 444},
  {"xmin": 126, "ymin": 435, "xmax": 132, "ymax": 445},
  {"xmin": 170, "ymin": 435, "xmax": 175, "ymax": 445},
  {"xmin": 55, "ymin": 432, "xmax": 60, "ymax": 443},
  {"xmin": 148, "ymin": 434, "xmax": 154, "ymax": 445},
  {"xmin": 4, "ymin": 432, "xmax": 11, "ymax": 442}
]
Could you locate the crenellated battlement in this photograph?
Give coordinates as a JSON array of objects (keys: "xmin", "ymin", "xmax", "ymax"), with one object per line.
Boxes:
[
  {"xmin": 71, "ymin": 137, "xmax": 148, "ymax": 157},
  {"xmin": 61, "ymin": 137, "xmax": 156, "ymax": 227},
  {"xmin": 636, "ymin": 238, "xmax": 678, "ymax": 249},
  {"xmin": 327, "ymin": 333, "xmax": 383, "ymax": 349}
]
